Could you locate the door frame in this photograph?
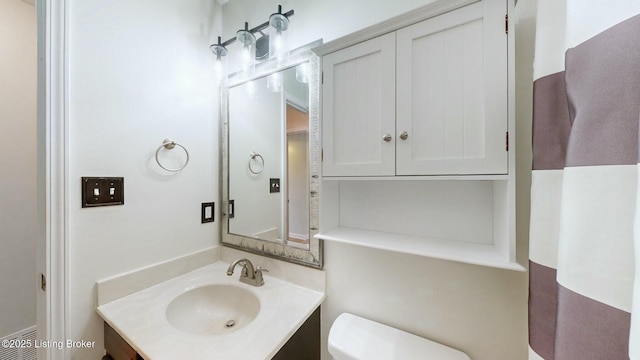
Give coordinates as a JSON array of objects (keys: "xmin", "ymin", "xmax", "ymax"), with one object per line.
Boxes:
[{"xmin": 36, "ymin": 1, "xmax": 68, "ymax": 359}]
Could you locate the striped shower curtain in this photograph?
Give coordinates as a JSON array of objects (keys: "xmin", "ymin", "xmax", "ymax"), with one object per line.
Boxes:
[{"xmin": 528, "ymin": 1, "xmax": 640, "ymax": 359}]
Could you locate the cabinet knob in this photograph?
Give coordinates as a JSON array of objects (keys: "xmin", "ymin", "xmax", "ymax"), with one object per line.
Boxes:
[
  {"xmin": 399, "ymin": 131, "xmax": 409, "ymax": 140},
  {"xmin": 382, "ymin": 134, "xmax": 392, "ymax": 142}
]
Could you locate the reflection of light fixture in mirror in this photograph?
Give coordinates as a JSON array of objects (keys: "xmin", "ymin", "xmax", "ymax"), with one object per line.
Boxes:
[
  {"xmin": 245, "ymin": 80, "xmax": 257, "ymax": 97},
  {"xmin": 209, "ymin": 37, "xmax": 228, "ymax": 80},
  {"xmin": 269, "ymin": 5, "xmax": 289, "ymax": 64},
  {"xmin": 296, "ymin": 63, "xmax": 310, "ymax": 83},
  {"xmin": 267, "ymin": 72, "xmax": 283, "ymax": 92},
  {"xmin": 236, "ymin": 23, "xmax": 256, "ymax": 75}
]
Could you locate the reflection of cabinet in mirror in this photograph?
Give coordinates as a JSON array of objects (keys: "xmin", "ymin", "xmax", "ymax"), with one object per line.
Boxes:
[{"xmin": 315, "ymin": 0, "xmax": 523, "ymax": 271}]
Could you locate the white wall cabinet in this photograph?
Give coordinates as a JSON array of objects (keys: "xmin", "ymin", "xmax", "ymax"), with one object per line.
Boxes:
[
  {"xmin": 322, "ymin": 0, "xmax": 508, "ymax": 177},
  {"xmin": 315, "ymin": 0, "xmax": 522, "ymax": 271},
  {"xmin": 322, "ymin": 33, "xmax": 396, "ymax": 176}
]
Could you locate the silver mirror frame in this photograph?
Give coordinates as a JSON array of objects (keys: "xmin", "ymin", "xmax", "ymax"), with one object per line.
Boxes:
[{"xmin": 220, "ymin": 41, "xmax": 323, "ymax": 268}]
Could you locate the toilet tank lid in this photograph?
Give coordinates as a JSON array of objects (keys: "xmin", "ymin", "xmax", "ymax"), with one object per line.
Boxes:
[{"xmin": 328, "ymin": 313, "xmax": 470, "ymax": 360}]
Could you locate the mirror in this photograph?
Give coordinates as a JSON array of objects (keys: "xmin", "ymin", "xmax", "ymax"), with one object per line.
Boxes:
[
  {"xmin": 227, "ymin": 67, "xmax": 308, "ymax": 243},
  {"xmin": 221, "ymin": 42, "xmax": 322, "ymax": 268}
]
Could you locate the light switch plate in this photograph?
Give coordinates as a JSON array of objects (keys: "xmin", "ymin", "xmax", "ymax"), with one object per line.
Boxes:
[
  {"xmin": 270, "ymin": 178, "xmax": 280, "ymax": 193},
  {"xmin": 201, "ymin": 202, "xmax": 214, "ymax": 223},
  {"xmin": 82, "ymin": 177, "xmax": 124, "ymax": 208}
]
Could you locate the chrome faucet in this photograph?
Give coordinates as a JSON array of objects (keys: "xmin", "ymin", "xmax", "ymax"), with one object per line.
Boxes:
[{"xmin": 226, "ymin": 258, "xmax": 268, "ymax": 287}]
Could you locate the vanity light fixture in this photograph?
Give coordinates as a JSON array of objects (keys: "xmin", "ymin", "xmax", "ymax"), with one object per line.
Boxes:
[{"xmin": 209, "ymin": 5, "xmax": 294, "ymax": 79}]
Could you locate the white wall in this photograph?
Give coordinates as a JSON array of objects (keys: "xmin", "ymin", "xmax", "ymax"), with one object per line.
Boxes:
[
  {"xmin": 228, "ymin": 76, "xmax": 284, "ymax": 239},
  {"xmin": 67, "ymin": 1, "xmax": 219, "ymax": 358},
  {"xmin": 220, "ymin": 1, "xmax": 533, "ymax": 359},
  {"xmin": 0, "ymin": 0, "xmax": 37, "ymax": 339}
]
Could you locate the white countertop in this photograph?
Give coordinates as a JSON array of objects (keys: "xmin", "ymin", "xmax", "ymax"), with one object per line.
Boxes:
[{"xmin": 97, "ymin": 261, "xmax": 325, "ymax": 360}]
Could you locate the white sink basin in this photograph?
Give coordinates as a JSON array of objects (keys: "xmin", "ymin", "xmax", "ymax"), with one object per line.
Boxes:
[
  {"xmin": 97, "ymin": 262, "xmax": 325, "ymax": 359},
  {"xmin": 165, "ymin": 284, "xmax": 260, "ymax": 335}
]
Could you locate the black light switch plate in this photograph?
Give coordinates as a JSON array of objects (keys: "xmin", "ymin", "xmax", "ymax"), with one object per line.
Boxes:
[
  {"xmin": 201, "ymin": 202, "xmax": 214, "ymax": 223},
  {"xmin": 270, "ymin": 178, "xmax": 280, "ymax": 193},
  {"xmin": 82, "ymin": 177, "xmax": 124, "ymax": 208}
]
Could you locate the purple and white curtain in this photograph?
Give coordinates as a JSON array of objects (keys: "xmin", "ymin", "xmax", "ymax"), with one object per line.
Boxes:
[{"xmin": 528, "ymin": 1, "xmax": 640, "ymax": 359}]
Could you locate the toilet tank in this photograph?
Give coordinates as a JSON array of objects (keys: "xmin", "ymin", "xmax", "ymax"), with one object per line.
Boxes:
[{"xmin": 328, "ymin": 313, "xmax": 470, "ymax": 360}]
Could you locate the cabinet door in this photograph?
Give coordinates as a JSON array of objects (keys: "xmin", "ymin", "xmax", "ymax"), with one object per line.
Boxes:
[
  {"xmin": 322, "ymin": 33, "xmax": 396, "ymax": 177},
  {"xmin": 396, "ymin": 0, "xmax": 508, "ymax": 175}
]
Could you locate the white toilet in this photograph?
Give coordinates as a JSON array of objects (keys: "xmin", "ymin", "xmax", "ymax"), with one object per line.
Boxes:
[{"xmin": 328, "ymin": 313, "xmax": 471, "ymax": 360}]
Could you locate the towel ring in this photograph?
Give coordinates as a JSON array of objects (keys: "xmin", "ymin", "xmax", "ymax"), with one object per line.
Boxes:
[
  {"xmin": 248, "ymin": 152, "xmax": 264, "ymax": 174},
  {"xmin": 155, "ymin": 139, "xmax": 189, "ymax": 172}
]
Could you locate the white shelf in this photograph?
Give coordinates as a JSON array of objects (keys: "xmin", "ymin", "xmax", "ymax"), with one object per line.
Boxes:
[
  {"xmin": 322, "ymin": 174, "xmax": 510, "ymax": 181},
  {"xmin": 316, "ymin": 227, "xmax": 526, "ymax": 272}
]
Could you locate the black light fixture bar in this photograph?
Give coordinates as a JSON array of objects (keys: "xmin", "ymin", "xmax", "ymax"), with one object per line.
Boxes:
[{"xmin": 214, "ymin": 6, "xmax": 294, "ymax": 48}]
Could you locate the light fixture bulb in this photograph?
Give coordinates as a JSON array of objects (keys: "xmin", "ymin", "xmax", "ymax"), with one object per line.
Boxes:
[
  {"xmin": 209, "ymin": 41, "xmax": 228, "ymax": 81},
  {"xmin": 273, "ymin": 32, "xmax": 283, "ymax": 52},
  {"xmin": 214, "ymin": 59, "xmax": 224, "ymax": 79},
  {"xmin": 269, "ymin": 9, "xmax": 289, "ymax": 64},
  {"xmin": 236, "ymin": 26, "xmax": 256, "ymax": 75},
  {"xmin": 241, "ymin": 46, "xmax": 252, "ymax": 63}
]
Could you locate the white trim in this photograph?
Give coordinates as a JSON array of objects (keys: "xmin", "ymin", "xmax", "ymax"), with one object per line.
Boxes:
[
  {"xmin": 312, "ymin": 0, "xmax": 479, "ymax": 56},
  {"xmin": 37, "ymin": 0, "xmax": 69, "ymax": 359},
  {"xmin": 284, "ymin": 92, "xmax": 308, "ymax": 113}
]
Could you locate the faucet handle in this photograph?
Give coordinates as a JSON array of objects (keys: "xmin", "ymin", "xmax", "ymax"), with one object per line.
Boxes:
[
  {"xmin": 240, "ymin": 262, "xmax": 250, "ymax": 277},
  {"xmin": 254, "ymin": 267, "xmax": 269, "ymax": 286}
]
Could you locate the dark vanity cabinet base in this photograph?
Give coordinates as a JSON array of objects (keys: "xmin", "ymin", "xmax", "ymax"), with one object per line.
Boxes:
[
  {"xmin": 104, "ymin": 323, "xmax": 143, "ymax": 360},
  {"xmin": 271, "ymin": 306, "xmax": 321, "ymax": 360},
  {"xmin": 103, "ymin": 306, "xmax": 321, "ymax": 360}
]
